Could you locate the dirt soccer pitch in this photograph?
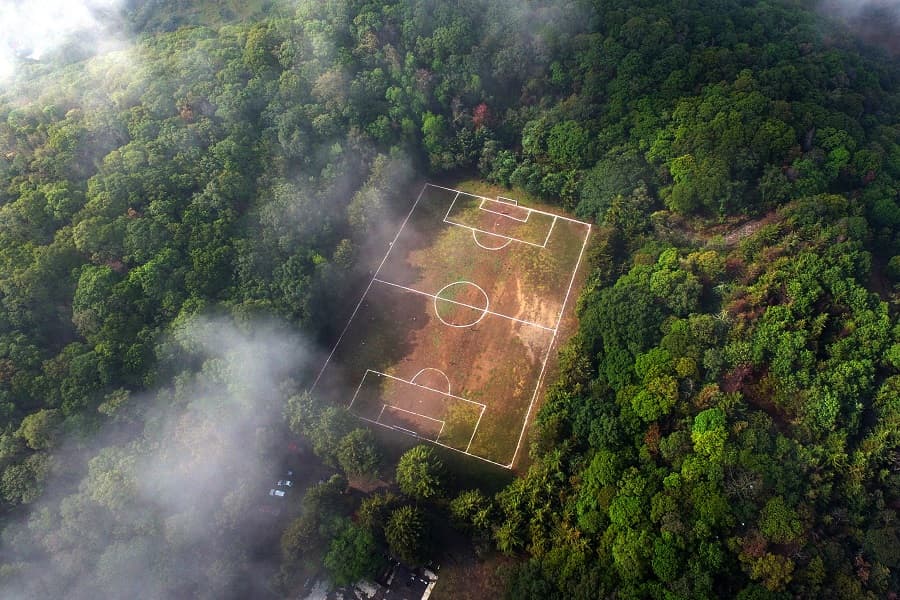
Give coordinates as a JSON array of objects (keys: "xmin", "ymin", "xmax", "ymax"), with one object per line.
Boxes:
[{"xmin": 312, "ymin": 184, "xmax": 591, "ymax": 468}]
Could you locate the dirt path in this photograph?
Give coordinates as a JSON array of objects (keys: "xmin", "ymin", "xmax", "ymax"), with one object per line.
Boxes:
[
  {"xmin": 661, "ymin": 210, "xmax": 780, "ymax": 248},
  {"xmin": 722, "ymin": 211, "xmax": 779, "ymax": 247}
]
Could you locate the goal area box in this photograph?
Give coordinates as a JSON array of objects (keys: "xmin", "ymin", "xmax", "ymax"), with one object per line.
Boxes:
[{"xmin": 312, "ymin": 184, "xmax": 590, "ymax": 468}]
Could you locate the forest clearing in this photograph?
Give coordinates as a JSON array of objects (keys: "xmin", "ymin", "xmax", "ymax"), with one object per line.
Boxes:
[{"xmin": 314, "ymin": 184, "xmax": 591, "ymax": 466}]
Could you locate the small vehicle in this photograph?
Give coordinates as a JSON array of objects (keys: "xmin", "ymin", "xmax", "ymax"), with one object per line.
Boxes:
[
  {"xmin": 269, "ymin": 489, "xmax": 286, "ymax": 497},
  {"xmin": 277, "ymin": 480, "xmax": 293, "ymax": 488}
]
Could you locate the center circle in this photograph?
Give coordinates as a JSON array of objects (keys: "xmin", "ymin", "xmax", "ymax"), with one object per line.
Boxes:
[{"xmin": 433, "ymin": 281, "xmax": 489, "ymax": 328}]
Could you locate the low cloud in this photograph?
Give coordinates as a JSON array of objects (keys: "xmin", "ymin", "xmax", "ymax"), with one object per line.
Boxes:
[
  {"xmin": 820, "ymin": 0, "xmax": 900, "ymax": 17},
  {"xmin": 0, "ymin": 0, "xmax": 127, "ymax": 82},
  {"xmin": 818, "ymin": 0, "xmax": 900, "ymax": 54},
  {"xmin": 0, "ymin": 316, "xmax": 313, "ymax": 599}
]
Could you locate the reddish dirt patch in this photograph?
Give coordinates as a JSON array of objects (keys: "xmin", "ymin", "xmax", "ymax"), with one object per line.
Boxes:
[{"xmin": 723, "ymin": 211, "xmax": 779, "ymax": 247}]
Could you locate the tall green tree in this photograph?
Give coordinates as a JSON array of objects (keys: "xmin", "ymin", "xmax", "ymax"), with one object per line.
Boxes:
[
  {"xmin": 396, "ymin": 445, "xmax": 445, "ymax": 501},
  {"xmin": 385, "ymin": 505, "xmax": 428, "ymax": 566},
  {"xmin": 324, "ymin": 521, "xmax": 385, "ymax": 586}
]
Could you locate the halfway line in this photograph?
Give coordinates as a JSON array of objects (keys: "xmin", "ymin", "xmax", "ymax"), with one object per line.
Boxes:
[{"xmin": 372, "ymin": 278, "xmax": 555, "ymax": 332}]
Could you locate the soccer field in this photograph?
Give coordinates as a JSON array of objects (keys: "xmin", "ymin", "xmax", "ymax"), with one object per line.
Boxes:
[{"xmin": 312, "ymin": 184, "xmax": 591, "ymax": 468}]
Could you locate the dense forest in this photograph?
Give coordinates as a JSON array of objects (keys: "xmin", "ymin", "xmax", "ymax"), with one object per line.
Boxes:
[{"xmin": 0, "ymin": 0, "xmax": 898, "ymax": 598}]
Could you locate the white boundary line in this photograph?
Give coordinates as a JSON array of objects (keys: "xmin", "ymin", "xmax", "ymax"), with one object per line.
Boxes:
[
  {"xmin": 373, "ymin": 278, "xmax": 555, "ymax": 332},
  {"xmin": 472, "ymin": 230, "xmax": 512, "ymax": 251},
  {"xmin": 382, "ymin": 404, "xmax": 445, "ymax": 426},
  {"xmin": 311, "ymin": 184, "xmax": 428, "ymax": 390},
  {"xmin": 382, "ymin": 405, "xmax": 445, "ymax": 425},
  {"xmin": 478, "ymin": 197, "xmax": 530, "ymax": 223},
  {"xmin": 347, "ymin": 368, "xmax": 369, "ymax": 410},
  {"xmin": 553, "ymin": 222, "xmax": 592, "ymax": 331},
  {"xmin": 444, "ymin": 191, "xmax": 460, "ymax": 221},
  {"xmin": 506, "ymin": 223, "xmax": 592, "ymax": 468},
  {"xmin": 391, "ymin": 424, "xmax": 419, "ymax": 436},
  {"xmin": 542, "ymin": 215, "xmax": 557, "ymax": 247},
  {"xmin": 496, "ymin": 196, "xmax": 518, "ymax": 205},
  {"xmin": 465, "ymin": 404, "xmax": 487, "ymax": 453}
]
